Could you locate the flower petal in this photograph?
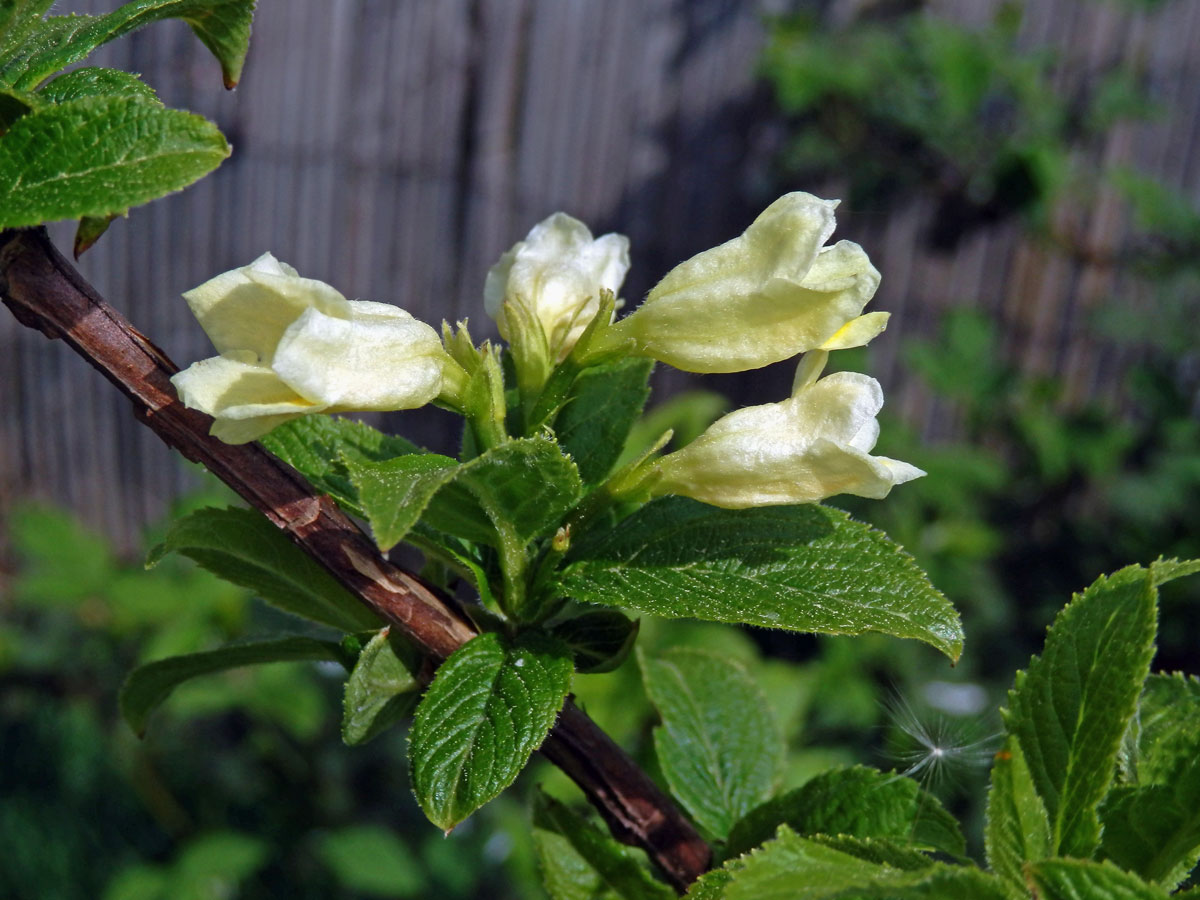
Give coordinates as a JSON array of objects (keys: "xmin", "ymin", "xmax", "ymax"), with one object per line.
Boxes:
[
  {"xmin": 183, "ymin": 252, "xmax": 351, "ymax": 361},
  {"xmin": 619, "ymin": 193, "xmax": 884, "ymax": 373},
  {"xmin": 170, "ymin": 354, "xmax": 319, "ymax": 443},
  {"xmin": 485, "ymin": 212, "xmax": 630, "ymax": 355},
  {"xmin": 272, "ymin": 302, "xmax": 445, "ymax": 410}
]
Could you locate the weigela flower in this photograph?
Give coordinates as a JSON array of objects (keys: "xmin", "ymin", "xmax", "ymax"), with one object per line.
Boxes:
[
  {"xmin": 649, "ymin": 357, "xmax": 924, "ymax": 508},
  {"xmin": 485, "ymin": 212, "xmax": 630, "ymax": 359},
  {"xmin": 607, "ymin": 192, "xmax": 887, "ymax": 373},
  {"xmin": 171, "ymin": 253, "xmax": 450, "ymax": 443}
]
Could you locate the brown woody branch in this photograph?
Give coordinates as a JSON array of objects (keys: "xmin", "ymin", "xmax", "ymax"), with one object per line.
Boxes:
[{"xmin": 0, "ymin": 227, "xmax": 711, "ymax": 892}]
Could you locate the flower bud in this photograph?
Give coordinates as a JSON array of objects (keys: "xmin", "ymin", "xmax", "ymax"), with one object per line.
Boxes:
[
  {"xmin": 609, "ymin": 193, "xmax": 886, "ymax": 373},
  {"xmin": 650, "ymin": 368, "xmax": 923, "ymax": 508},
  {"xmin": 484, "ymin": 212, "xmax": 630, "ymax": 360},
  {"xmin": 171, "ymin": 253, "xmax": 450, "ymax": 443}
]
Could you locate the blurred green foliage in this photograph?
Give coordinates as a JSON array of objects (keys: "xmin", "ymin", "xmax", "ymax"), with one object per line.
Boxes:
[
  {"xmin": 0, "ymin": 488, "xmax": 543, "ymax": 900},
  {"xmin": 761, "ymin": 1, "xmax": 1160, "ymax": 246}
]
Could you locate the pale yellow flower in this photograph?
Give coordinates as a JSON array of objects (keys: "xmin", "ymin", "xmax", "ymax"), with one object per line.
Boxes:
[
  {"xmin": 650, "ymin": 362, "xmax": 923, "ymax": 508},
  {"xmin": 607, "ymin": 192, "xmax": 887, "ymax": 373},
  {"xmin": 485, "ymin": 212, "xmax": 630, "ymax": 359},
  {"xmin": 171, "ymin": 253, "xmax": 450, "ymax": 443}
]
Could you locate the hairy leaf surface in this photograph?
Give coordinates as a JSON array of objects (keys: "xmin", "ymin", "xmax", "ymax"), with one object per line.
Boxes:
[
  {"xmin": 341, "ymin": 628, "xmax": 421, "ymax": 745},
  {"xmin": 0, "ymin": 95, "xmax": 227, "ymax": 226},
  {"xmin": 725, "ymin": 765, "xmax": 964, "ymax": 859},
  {"xmin": 641, "ymin": 648, "xmax": 782, "ymax": 840},
  {"xmin": 148, "ymin": 506, "xmax": 381, "ymax": 632},
  {"xmin": 409, "ymin": 632, "xmax": 572, "ymax": 831},
  {"xmin": 1004, "ymin": 565, "xmax": 1157, "ymax": 859},
  {"xmin": 562, "ymin": 498, "xmax": 962, "ymax": 659}
]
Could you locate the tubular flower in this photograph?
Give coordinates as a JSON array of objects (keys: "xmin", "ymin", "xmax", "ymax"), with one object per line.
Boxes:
[
  {"xmin": 171, "ymin": 253, "xmax": 452, "ymax": 443},
  {"xmin": 605, "ymin": 192, "xmax": 888, "ymax": 373},
  {"xmin": 485, "ymin": 212, "xmax": 630, "ymax": 359},
  {"xmin": 648, "ymin": 363, "xmax": 924, "ymax": 509}
]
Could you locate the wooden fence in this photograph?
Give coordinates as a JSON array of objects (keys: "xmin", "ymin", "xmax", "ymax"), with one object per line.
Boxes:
[{"xmin": 2, "ymin": 0, "xmax": 1198, "ymax": 554}]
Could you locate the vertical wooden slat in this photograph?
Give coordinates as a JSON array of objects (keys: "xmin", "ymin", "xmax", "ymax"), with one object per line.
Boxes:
[{"xmin": 3, "ymin": 0, "xmax": 1199, "ymax": 555}]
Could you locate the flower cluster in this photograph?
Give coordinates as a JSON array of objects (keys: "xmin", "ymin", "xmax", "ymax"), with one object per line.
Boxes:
[
  {"xmin": 173, "ymin": 192, "xmax": 921, "ymax": 506},
  {"xmin": 171, "ymin": 253, "xmax": 461, "ymax": 443}
]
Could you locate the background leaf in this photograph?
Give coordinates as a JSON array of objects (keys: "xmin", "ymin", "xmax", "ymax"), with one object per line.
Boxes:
[
  {"xmin": 561, "ymin": 498, "xmax": 962, "ymax": 659},
  {"xmin": 315, "ymin": 825, "xmax": 428, "ymax": 898},
  {"xmin": 1004, "ymin": 565, "xmax": 1157, "ymax": 858},
  {"xmin": 119, "ymin": 636, "xmax": 345, "ymax": 736},
  {"xmin": 985, "ymin": 736, "xmax": 1051, "ymax": 897},
  {"xmin": 408, "ymin": 632, "xmax": 573, "ymax": 832},
  {"xmin": 0, "ymin": 95, "xmax": 228, "ymax": 227},
  {"xmin": 640, "ymin": 648, "xmax": 782, "ymax": 840},
  {"xmin": 341, "ymin": 628, "xmax": 422, "ymax": 746},
  {"xmin": 725, "ymin": 765, "xmax": 964, "ymax": 859},
  {"xmin": 1027, "ymin": 859, "xmax": 1170, "ymax": 900},
  {"xmin": 532, "ymin": 791, "xmax": 673, "ymax": 900},
  {"xmin": 147, "ymin": 506, "xmax": 381, "ymax": 632},
  {"xmin": 710, "ymin": 827, "xmax": 1005, "ymax": 900}
]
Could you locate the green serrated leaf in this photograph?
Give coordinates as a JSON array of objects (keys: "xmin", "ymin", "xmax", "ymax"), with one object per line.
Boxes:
[
  {"xmin": 148, "ymin": 506, "xmax": 381, "ymax": 632},
  {"xmin": 409, "ymin": 632, "xmax": 573, "ymax": 831},
  {"xmin": 119, "ymin": 636, "xmax": 345, "ymax": 736},
  {"xmin": 640, "ymin": 648, "xmax": 782, "ymax": 840},
  {"xmin": 1099, "ymin": 757, "xmax": 1200, "ymax": 887},
  {"xmin": 561, "ymin": 498, "xmax": 962, "ymax": 659},
  {"xmin": 535, "ymin": 821, "xmax": 622, "ymax": 900},
  {"xmin": 532, "ymin": 791, "xmax": 674, "ymax": 900},
  {"xmin": 0, "ymin": 0, "xmax": 54, "ymax": 54},
  {"xmin": 725, "ymin": 766, "xmax": 964, "ymax": 860},
  {"xmin": 0, "ymin": 95, "xmax": 228, "ymax": 227},
  {"xmin": 343, "ymin": 452, "xmax": 460, "ymax": 551},
  {"xmin": 1027, "ymin": 859, "xmax": 1170, "ymax": 900},
  {"xmin": 437, "ymin": 435, "xmax": 583, "ymax": 547},
  {"xmin": 711, "ymin": 827, "xmax": 1006, "ymax": 900},
  {"xmin": 553, "ymin": 357, "xmax": 654, "ymax": 484},
  {"xmin": 1004, "ymin": 565, "xmax": 1158, "ymax": 859},
  {"xmin": 1126, "ymin": 672, "xmax": 1200, "ymax": 785},
  {"xmin": 1, "ymin": 0, "xmax": 256, "ymax": 90},
  {"xmin": 984, "ymin": 736, "xmax": 1051, "ymax": 899},
  {"xmin": 1147, "ymin": 557, "xmax": 1200, "ymax": 587},
  {"xmin": 550, "ymin": 609, "xmax": 639, "ymax": 674},
  {"xmin": 260, "ymin": 415, "xmax": 420, "ymax": 517},
  {"xmin": 341, "ymin": 628, "xmax": 422, "ymax": 746},
  {"xmin": 37, "ymin": 65, "xmax": 158, "ymax": 103},
  {"xmin": 803, "ymin": 835, "xmax": 934, "ymax": 871}
]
